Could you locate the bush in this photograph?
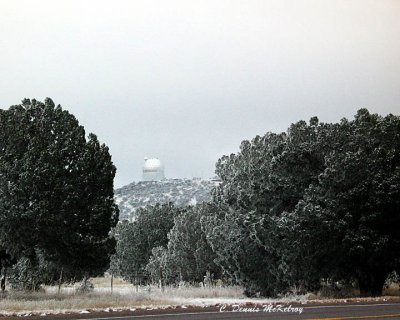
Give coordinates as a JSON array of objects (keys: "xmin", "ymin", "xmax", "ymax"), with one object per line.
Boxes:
[{"xmin": 75, "ymin": 278, "xmax": 94, "ymax": 294}]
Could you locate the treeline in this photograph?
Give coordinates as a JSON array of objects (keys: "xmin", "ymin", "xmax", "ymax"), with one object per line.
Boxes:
[
  {"xmin": 0, "ymin": 100, "xmax": 398, "ymax": 298},
  {"xmin": 112, "ymin": 109, "xmax": 400, "ymax": 297},
  {"xmin": 110, "ymin": 203, "xmax": 222, "ymax": 286}
]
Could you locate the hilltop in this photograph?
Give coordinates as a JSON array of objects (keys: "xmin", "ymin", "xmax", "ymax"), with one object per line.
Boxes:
[{"xmin": 114, "ymin": 178, "xmax": 220, "ymax": 221}]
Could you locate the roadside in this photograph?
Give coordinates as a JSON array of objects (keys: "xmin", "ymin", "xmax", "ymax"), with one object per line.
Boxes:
[{"xmin": 0, "ymin": 277, "xmax": 399, "ymax": 318}]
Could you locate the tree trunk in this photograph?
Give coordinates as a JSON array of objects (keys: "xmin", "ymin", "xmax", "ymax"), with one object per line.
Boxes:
[
  {"xmin": 58, "ymin": 268, "xmax": 63, "ymax": 295},
  {"xmin": 159, "ymin": 268, "xmax": 165, "ymax": 292},
  {"xmin": 1, "ymin": 267, "xmax": 6, "ymax": 292},
  {"xmin": 111, "ymin": 272, "xmax": 113, "ymax": 294}
]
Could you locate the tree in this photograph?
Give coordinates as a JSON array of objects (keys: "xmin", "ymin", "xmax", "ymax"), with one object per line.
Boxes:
[
  {"xmin": 201, "ymin": 203, "xmax": 275, "ymax": 295},
  {"xmin": 284, "ymin": 110, "xmax": 400, "ymax": 296},
  {"xmin": 113, "ymin": 203, "xmax": 179, "ymax": 284},
  {"xmin": 207, "ymin": 118, "xmax": 331, "ymax": 296},
  {"xmin": 146, "ymin": 203, "xmax": 221, "ymax": 284},
  {"xmin": 168, "ymin": 203, "xmax": 221, "ymax": 283},
  {"xmin": 0, "ymin": 249, "xmax": 12, "ymax": 291},
  {"xmin": 0, "ymin": 98, "xmax": 118, "ymax": 286},
  {"xmin": 146, "ymin": 246, "xmax": 175, "ymax": 285}
]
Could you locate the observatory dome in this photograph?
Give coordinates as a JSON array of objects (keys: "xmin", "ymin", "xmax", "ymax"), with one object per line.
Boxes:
[{"xmin": 142, "ymin": 157, "xmax": 165, "ymax": 181}]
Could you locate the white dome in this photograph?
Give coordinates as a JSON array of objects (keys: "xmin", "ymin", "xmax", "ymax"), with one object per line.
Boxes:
[
  {"xmin": 142, "ymin": 157, "xmax": 165, "ymax": 181},
  {"xmin": 143, "ymin": 158, "xmax": 163, "ymax": 171}
]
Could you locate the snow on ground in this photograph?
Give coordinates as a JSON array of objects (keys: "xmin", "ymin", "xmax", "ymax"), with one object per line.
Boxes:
[{"xmin": 1, "ymin": 279, "xmax": 399, "ymax": 318}]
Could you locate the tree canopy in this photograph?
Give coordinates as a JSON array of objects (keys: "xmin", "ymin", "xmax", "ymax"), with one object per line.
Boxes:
[
  {"xmin": 282, "ymin": 110, "xmax": 400, "ymax": 296},
  {"xmin": 206, "ymin": 109, "xmax": 400, "ymax": 296},
  {"xmin": 113, "ymin": 203, "xmax": 179, "ymax": 283},
  {"xmin": 146, "ymin": 203, "xmax": 221, "ymax": 285},
  {"xmin": 0, "ymin": 98, "xmax": 118, "ymax": 285}
]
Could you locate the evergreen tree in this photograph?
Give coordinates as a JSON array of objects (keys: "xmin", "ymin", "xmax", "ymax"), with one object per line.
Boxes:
[
  {"xmin": 146, "ymin": 203, "xmax": 221, "ymax": 284},
  {"xmin": 207, "ymin": 118, "xmax": 330, "ymax": 296},
  {"xmin": 209, "ymin": 108, "xmax": 400, "ymax": 297},
  {"xmin": 0, "ymin": 98, "xmax": 118, "ymax": 285},
  {"xmin": 284, "ymin": 110, "xmax": 400, "ymax": 296},
  {"xmin": 113, "ymin": 203, "xmax": 178, "ymax": 284}
]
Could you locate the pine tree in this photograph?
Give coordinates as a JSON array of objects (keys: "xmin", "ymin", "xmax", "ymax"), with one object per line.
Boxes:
[{"xmin": 0, "ymin": 98, "xmax": 118, "ymax": 285}]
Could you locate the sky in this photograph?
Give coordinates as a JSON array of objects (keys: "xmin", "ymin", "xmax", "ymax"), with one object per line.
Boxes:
[{"xmin": 0, "ymin": 0, "xmax": 399, "ymax": 188}]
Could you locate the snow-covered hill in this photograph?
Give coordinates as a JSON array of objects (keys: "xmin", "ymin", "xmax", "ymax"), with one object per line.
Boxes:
[{"xmin": 114, "ymin": 178, "xmax": 220, "ymax": 221}]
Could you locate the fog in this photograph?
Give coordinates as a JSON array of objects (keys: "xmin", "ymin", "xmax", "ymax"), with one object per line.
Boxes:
[{"xmin": 1, "ymin": 0, "xmax": 399, "ymax": 187}]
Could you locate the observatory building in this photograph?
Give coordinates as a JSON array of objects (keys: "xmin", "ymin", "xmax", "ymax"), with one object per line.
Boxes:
[{"xmin": 142, "ymin": 157, "xmax": 165, "ymax": 181}]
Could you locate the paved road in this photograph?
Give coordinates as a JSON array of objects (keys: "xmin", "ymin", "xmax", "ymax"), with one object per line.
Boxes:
[{"xmin": 1, "ymin": 301, "xmax": 400, "ymax": 320}]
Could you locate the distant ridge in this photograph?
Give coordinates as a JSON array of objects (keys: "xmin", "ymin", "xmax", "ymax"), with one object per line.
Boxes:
[{"xmin": 114, "ymin": 177, "xmax": 220, "ymax": 221}]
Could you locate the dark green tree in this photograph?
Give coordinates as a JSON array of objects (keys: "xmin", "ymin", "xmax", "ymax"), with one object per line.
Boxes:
[
  {"xmin": 146, "ymin": 203, "xmax": 221, "ymax": 284},
  {"xmin": 113, "ymin": 203, "xmax": 179, "ymax": 284},
  {"xmin": 0, "ymin": 98, "xmax": 118, "ymax": 286},
  {"xmin": 207, "ymin": 118, "xmax": 330, "ymax": 296},
  {"xmin": 168, "ymin": 203, "xmax": 221, "ymax": 283},
  {"xmin": 284, "ymin": 109, "xmax": 400, "ymax": 296},
  {"xmin": 145, "ymin": 246, "xmax": 174, "ymax": 285}
]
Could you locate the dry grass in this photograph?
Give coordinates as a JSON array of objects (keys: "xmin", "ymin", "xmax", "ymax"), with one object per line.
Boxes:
[
  {"xmin": 1, "ymin": 277, "xmax": 399, "ymax": 316},
  {"xmin": 384, "ymin": 283, "xmax": 400, "ymax": 296},
  {"xmin": 315, "ymin": 283, "xmax": 400, "ymax": 299},
  {"xmin": 0, "ymin": 277, "xmax": 244, "ymax": 316},
  {"xmin": 156, "ymin": 285, "xmax": 244, "ymax": 299},
  {"xmin": 91, "ymin": 276, "xmax": 129, "ymax": 286},
  {"xmin": 0, "ymin": 292, "xmax": 166, "ymax": 314}
]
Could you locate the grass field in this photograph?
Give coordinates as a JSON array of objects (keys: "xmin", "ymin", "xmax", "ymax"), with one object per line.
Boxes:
[
  {"xmin": 0, "ymin": 277, "xmax": 399, "ymax": 317},
  {"xmin": 0, "ymin": 277, "xmax": 245, "ymax": 316}
]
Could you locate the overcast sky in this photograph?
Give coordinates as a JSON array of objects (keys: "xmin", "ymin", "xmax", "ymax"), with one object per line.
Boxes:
[{"xmin": 1, "ymin": 0, "xmax": 399, "ymax": 187}]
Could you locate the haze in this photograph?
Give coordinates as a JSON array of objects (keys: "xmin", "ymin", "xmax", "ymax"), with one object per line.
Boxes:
[{"xmin": 1, "ymin": 0, "xmax": 399, "ymax": 187}]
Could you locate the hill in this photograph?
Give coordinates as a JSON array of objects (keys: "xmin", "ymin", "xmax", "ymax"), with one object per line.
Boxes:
[{"xmin": 114, "ymin": 178, "xmax": 220, "ymax": 221}]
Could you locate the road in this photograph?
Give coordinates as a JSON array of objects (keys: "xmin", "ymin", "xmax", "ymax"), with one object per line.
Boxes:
[{"xmin": 1, "ymin": 301, "xmax": 399, "ymax": 320}]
